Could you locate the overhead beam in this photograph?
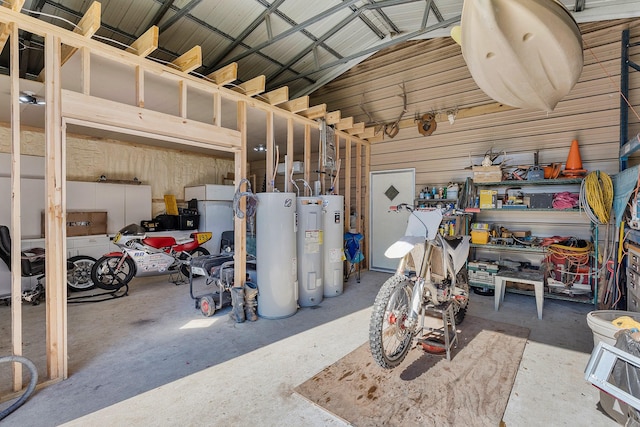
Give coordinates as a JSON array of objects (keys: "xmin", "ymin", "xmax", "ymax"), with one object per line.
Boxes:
[
  {"xmin": 261, "ymin": 86, "xmax": 289, "ymax": 105},
  {"xmin": 206, "ymin": 62, "xmax": 237, "ymax": 86},
  {"xmin": 359, "ymin": 127, "xmax": 376, "ymax": 139},
  {"xmin": 346, "ymin": 122, "xmax": 365, "ymax": 135},
  {"xmin": 299, "ymin": 103, "xmax": 327, "ymax": 120},
  {"xmin": 38, "ymin": 1, "xmax": 101, "ymax": 81},
  {"xmin": 0, "ymin": 0, "xmax": 25, "ymax": 52},
  {"xmin": 126, "ymin": 25, "xmax": 158, "ymax": 57},
  {"xmin": 336, "ymin": 116, "xmax": 354, "ymax": 131},
  {"xmin": 326, "ymin": 110, "xmax": 341, "ymax": 125},
  {"xmin": 279, "ymin": 96, "xmax": 309, "ymax": 113},
  {"xmin": 171, "ymin": 45, "xmax": 202, "ymax": 73},
  {"xmin": 231, "ymin": 75, "xmax": 266, "ymax": 97}
]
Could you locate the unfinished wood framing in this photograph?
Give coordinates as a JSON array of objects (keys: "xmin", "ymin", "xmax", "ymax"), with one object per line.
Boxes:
[
  {"xmin": 344, "ymin": 137, "xmax": 352, "ymax": 233},
  {"xmin": 231, "ymin": 75, "xmax": 266, "ymax": 97},
  {"xmin": 299, "ymin": 103, "xmax": 327, "ymax": 119},
  {"xmin": 127, "ymin": 25, "xmax": 158, "ymax": 57},
  {"xmin": 234, "ymin": 101, "xmax": 247, "ymax": 291},
  {"xmin": 0, "ymin": 4, "xmax": 369, "ymax": 395},
  {"xmin": 336, "ymin": 117, "xmax": 354, "ymax": 130},
  {"xmin": 304, "ymin": 124, "xmax": 311, "ymax": 188},
  {"xmin": 262, "ymin": 86, "xmax": 289, "ymax": 105},
  {"xmin": 266, "ymin": 111, "xmax": 275, "ymax": 192},
  {"xmin": 326, "ymin": 110, "xmax": 341, "ymax": 125}
]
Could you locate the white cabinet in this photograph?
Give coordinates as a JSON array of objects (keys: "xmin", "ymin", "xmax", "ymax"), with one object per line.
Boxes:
[
  {"xmin": 67, "ymin": 235, "xmax": 111, "ymax": 259},
  {"xmin": 124, "ymin": 185, "xmax": 152, "ymax": 228},
  {"xmin": 0, "ymin": 177, "xmax": 45, "ymax": 238}
]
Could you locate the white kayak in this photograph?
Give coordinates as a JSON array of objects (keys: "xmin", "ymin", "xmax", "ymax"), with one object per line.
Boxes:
[{"xmin": 460, "ymin": 0, "xmax": 583, "ymax": 112}]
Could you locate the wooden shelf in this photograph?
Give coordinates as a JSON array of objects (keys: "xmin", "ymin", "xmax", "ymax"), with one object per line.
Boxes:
[
  {"xmin": 470, "ymin": 243, "xmax": 547, "ymax": 253},
  {"xmin": 475, "ymin": 178, "xmax": 583, "ymax": 186}
]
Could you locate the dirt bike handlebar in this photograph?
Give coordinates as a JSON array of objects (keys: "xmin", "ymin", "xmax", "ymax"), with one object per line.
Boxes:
[{"xmin": 389, "ymin": 203, "xmax": 413, "ymax": 212}]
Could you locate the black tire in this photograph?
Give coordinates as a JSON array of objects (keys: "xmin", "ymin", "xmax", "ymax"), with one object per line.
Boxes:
[
  {"xmin": 67, "ymin": 255, "xmax": 96, "ymax": 291},
  {"xmin": 452, "ymin": 269, "xmax": 470, "ymax": 325},
  {"xmin": 369, "ymin": 274, "xmax": 415, "ymax": 369},
  {"xmin": 91, "ymin": 255, "xmax": 136, "ymax": 291},
  {"xmin": 180, "ymin": 247, "xmax": 210, "ymax": 278}
]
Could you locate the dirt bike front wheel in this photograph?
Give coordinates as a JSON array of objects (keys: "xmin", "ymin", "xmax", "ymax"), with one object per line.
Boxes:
[
  {"xmin": 67, "ymin": 255, "xmax": 96, "ymax": 291},
  {"xmin": 91, "ymin": 255, "xmax": 136, "ymax": 291},
  {"xmin": 452, "ymin": 269, "xmax": 470, "ymax": 325},
  {"xmin": 369, "ymin": 274, "xmax": 415, "ymax": 369},
  {"xmin": 180, "ymin": 247, "xmax": 210, "ymax": 278}
]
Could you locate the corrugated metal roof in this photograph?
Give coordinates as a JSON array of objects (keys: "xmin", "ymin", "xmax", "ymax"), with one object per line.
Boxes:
[{"xmin": 7, "ymin": 0, "xmax": 640, "ymax": 99}]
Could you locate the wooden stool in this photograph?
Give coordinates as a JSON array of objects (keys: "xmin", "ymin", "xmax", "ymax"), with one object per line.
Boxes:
[{"xmin": 418, "ymin": 300, "xmax": 458, "ymax": 361}]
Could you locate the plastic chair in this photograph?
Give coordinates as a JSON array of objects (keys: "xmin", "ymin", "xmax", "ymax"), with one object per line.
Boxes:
[{"xmin": 344, "ymin": 231, "xmax": 364, "ymax": 283}]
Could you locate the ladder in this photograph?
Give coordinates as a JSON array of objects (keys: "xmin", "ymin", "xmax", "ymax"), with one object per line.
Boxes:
[{"xmin": 584, "ymin": 341, "xmax": 640, "ymax": 411}]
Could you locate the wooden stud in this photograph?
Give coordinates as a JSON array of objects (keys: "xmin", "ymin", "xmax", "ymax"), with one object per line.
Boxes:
[
  {"xmin": 135, "ymin": 65, "xmax": 144, "ymax": 107},
  {"xmin": 326, "ymin": 110, "xmax": 341, "ymax": 125},
  {"xmin": 346, "ymin": 122, "xmax": 365, "ymax": 135},
  {"xmin": 171, "ymin": 45, "xmax": 202, "ymax": 73},
  {"xmin": 213, "ymin": 92, "xmax": 221, "ymax": 127},
  {"xmin": 356, "ymin": 143, "xmax": 362, "ymax": 233},
  {"xmin": 344, "ymin": 138, "xmax": 352, "ymax": 233},
  {"xmin": 304, "ymin": 124, "xmax": 311, "ymax": 189},
  {"xmin": 9, "ymin": 21, "xmax": 23, "ymax": 392},
  {"xmin": 336, "ymin": 117, "xmax": 354, "ymax": 131},
  {"xmin": 81, "ymin": 46, "xmax": 90, "ymax": 95},
  {"xmin": 266, "ymin": 111, "xmax": 274, "ymax": 192},
  {"xmin": 233, "ymin": 101, "xmax": 247, "ymax": 296},
  {"xmin": 231, "ymin": 75, "xmax": 266, "ymax": 97},
  {"xmin": 299, "ymin": 103, "xmax": 327, "ymax": 120},
  {"xmin": 0, "ymin": 0, "xmax": 25, "ymax": 53},
  {"xmin": 179, "ymin": 80, "xmax": 187, "ymax": 118},
  {"xmin": 127, "ymin": 25, "xmax": 158, "ymax": 57},
  {"xmin": 38, "ymin": 1, "xmax": 101, "ymax": 81},
  {"xmin": 363, "ymin": 143, "xmax": 371, "ymax": 270},
  {"xmin": 286, "ymin": 118, "xmax": 294, "ymax": 192},
  {"xmin": 262, "ymin": 86, "xmax": 289, "ymax": 105},
  {"xmin": 206, "ymin": 62, "xmax": 238, "ymax": 86},
  {"xmin": 279, "ymin": 96, "xmax": 309, "ymax": 113}
]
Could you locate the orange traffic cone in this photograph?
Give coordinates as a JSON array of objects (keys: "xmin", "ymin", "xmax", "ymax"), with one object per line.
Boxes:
[{"xmin": 563, "ymin": 139, "xmax": 586, "ymax": 177}]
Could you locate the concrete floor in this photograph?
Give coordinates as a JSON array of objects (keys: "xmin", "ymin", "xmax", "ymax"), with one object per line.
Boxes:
[{"xmin": 0, "ymin": 270, "xmax": 619, "ymax": 426}]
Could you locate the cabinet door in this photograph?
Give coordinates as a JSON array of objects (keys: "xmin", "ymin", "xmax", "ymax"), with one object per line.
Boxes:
[
  {"xmin": 94, "ymin": 183, "xmax": 125, "ymax": 234},
  {"xmin": 67, "ymin": 181, "xmax": 97, "ymax": 211},
  {"xmin": 124, "ymin": 185, "xmax": 152, "ymax": 227},
  {"xmin": 67, "ymin": 235, "xmax": 110, "ymax": 259}
]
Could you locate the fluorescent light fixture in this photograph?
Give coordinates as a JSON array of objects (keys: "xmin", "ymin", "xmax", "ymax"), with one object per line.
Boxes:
[
  {"xmin": 19, "ymin": 91, "xmax": 45, "ymax": 105},
  {"xmin": 253, "ymin": 144, "xmax": 267, "ymax": 152}
]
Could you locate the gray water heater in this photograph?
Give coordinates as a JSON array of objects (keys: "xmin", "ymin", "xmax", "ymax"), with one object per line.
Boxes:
[
  {"xmin": 321, "ymin": 195, "xmax": 344, "ymax": 297},
  {"xmin": 296, "ymin": 196, "xmax": 323, "ymax": 307}
]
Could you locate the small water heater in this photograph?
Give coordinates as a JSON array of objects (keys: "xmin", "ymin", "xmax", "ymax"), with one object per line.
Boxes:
[
  {"xmin": 321, "ymin": 195, "xmax": 344, "ymax": 297},
  {"xmin": 296, "ymin": 196, "xmax": 323, "ymax": 307}
]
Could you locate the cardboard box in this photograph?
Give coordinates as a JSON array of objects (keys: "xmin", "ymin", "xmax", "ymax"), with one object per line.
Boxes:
[
  {"xmin": 472, "ymin": 166, "xmax": 502, "ymax": 183},
  {"xmin": 41, "ymin": 211, "xmax": 108, "ymax": 237},
  {"xmin": 479, "ymin": 189, "xmax": 498, "ymax": 209}
]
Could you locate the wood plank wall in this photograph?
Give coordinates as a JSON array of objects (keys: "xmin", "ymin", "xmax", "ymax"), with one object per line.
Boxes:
[
  {"xmin": 312, "ymin": 18, "xmax": 640, "ymax": 194},
  {"xmin": 308, "ymin": 18, "xmax": 640, "ymax": 266}
]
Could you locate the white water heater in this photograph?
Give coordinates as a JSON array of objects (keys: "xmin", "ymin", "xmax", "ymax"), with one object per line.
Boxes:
[
  {"xmin": 256, "ymin": 192, "xmax": 297, "ymax": 319},
  {"xmin": 296, "ymin": 196, "xmax": 323, "ymax": 307},
  {"xmin": 321, "ymin": 195, "xmax": 344, "ymax": 297}
]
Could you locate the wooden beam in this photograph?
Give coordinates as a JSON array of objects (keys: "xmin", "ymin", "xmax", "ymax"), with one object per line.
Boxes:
[
  {"xmin": 171, "ymin": 45, "xmax": 202, "ymax": 73},
  {"xmin": 359, "ymin": 127, "xmax": 376, "ymax": 139},
  {"xmin": 206, "ymin": 62, "xmax": 237, "ymax": 86},
  {"xmin": 299, "ymin": 103, "xmax": 326, "ymax": 120},
  {"xmin": 38, "ymin": 1, "xmax": 101, "ymax": 81},
  {"xmin": 286, "ymin": 118, "xmax": 294, "ymax": 192},
  {"xmin": 127, "ymin": 25, "xmax": 158, "ymax": 57},
  {"xmin": 336, "ymin": 116, "xmax": 354, "ymax": 131},
  {"xmin": 262, "ymin": 86, "xmax": 289, "ymax": 105},
  {"xmin": 326, "ymin": 110, "xmax": 341, "ymax": 125},
  {"xmin": 233, "ymin": 101, "xmax": 247, "ymax": 299},
  {"xmin": 346, "ymin": 122, "xmax": 365, "ymax": 135},
  {"xmin": 304, "ymin": 124, "xmax": 311, "ymax": 189},
  {"xmin": 266, "ymin": 111, "xmax": 275, "ymax": 192},
  {"xmin": 0, "ymin": 1, "xmax": 25, "ymax": 53},
  {"xmin": 366, "ymin": 135, "xmax": 384, "ymax": 143},
  {"xmin": 231, "ymin": 75, "xmax": 266, "ymax": 97},
  {"xmin": 279, "ymin": 96, "xmax": 309, "ymax": 113},
  {"xmin": 344, "ymin": 138, "xmax": 352, "ymax": 233}
]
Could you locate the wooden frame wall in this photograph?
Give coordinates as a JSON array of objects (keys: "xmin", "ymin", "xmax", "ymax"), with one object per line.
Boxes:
[{"xmin": 0, "ymin": 4, "xmax": 369, "ymax": 394}]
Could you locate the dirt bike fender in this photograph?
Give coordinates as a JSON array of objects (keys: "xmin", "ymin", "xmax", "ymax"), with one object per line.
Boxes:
[{"xmin": 384, "ymin": 236, "xmax": 424, "ymax": 259}]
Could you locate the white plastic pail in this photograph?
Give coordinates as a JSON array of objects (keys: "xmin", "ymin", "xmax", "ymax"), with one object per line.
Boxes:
[{"xmin": 586, "ymin": 310, "xmax": 640, "ymax": 346}]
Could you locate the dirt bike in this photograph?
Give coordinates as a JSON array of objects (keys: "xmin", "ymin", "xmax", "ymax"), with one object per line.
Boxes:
[
  {"xmin": 91, "ymin": 224, "xmax": 212, "ymax": 291},
  {"xmin": 369, "ymin": 203, "xmax": 471, "ymax": 369}
]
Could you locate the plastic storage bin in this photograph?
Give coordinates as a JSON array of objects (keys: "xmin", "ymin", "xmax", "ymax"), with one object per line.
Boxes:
[{"xmin": 587, "ymin": 310, "xmax": 640, "ymax": 346}]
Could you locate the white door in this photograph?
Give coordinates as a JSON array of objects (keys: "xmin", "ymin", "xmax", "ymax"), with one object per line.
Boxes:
[{"xmin": 369, "ymin": 169, "xmax": 415, "ymax": 272}]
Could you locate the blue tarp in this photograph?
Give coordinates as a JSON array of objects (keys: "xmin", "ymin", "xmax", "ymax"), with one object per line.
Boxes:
[{"xmin": 613, "ymin": 165, "xmax": 640, "ymax": 226}]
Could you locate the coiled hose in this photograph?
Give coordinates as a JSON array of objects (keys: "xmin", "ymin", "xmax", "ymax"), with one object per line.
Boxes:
[{"xmin": 0, "ymin": 355, "xmax": 38, "ymax": 421}]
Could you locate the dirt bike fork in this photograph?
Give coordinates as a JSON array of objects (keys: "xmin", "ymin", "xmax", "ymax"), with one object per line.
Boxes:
[{"xmin": 407, "ymin": 276, "xmax": 426, "ymax": 329}]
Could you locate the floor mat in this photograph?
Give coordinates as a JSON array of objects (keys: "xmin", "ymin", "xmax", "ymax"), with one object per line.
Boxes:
[{"xmin": 294, "ymin": 315, "xmax": 530, "ymax": 426}]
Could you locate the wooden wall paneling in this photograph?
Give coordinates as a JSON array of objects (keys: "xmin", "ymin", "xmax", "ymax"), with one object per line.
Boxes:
[
  {"xmin": 9, "ymin": 21, "xmax": 23, "ymax": 392},
  {"xmin": 44, "ymin": 33, "xmax": 67, "ymax": 381}
]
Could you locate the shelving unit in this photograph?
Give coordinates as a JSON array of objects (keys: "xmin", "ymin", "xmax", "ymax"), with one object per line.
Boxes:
[{"xmin": 470, "ymin": 178, "xmax": 598, "ymax": 307}]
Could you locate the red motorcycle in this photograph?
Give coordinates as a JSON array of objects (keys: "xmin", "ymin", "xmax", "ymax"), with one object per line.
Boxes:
[{"xmin": 91, "ymin": 224, "xmax": 211, "ymax": 291}]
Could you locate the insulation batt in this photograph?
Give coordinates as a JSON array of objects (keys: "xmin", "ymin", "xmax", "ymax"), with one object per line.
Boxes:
[{"xmin": 460, "ymin": 0, "xmax": 583, "ymax": 111}]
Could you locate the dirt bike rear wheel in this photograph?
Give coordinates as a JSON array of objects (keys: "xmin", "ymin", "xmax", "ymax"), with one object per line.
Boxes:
[
  {"xmin": 452, "ymin": 269, "xmax": 470, "ymax": 325},
  {"xmin": 91, "ymin": 255, "xmax": 136, "ymax": 291},
  {"xmin": 180, "ymin": 247, "xmax": 210, "ymax": 278},
  {"xmin": 67, "ymin": 255, "xmax": 96, "ymax": 291},
  {"xmin": 369, "ymin": 274, "xmax": 415, "ymax": 369}
]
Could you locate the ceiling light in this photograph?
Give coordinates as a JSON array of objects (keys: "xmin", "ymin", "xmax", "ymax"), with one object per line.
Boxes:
[
  {"xmin": 18, "ymin": 91, "xmax": 45, "ymax": 105},
  {"xmin": 253, "ymin": 144, "xmax": 266, "ymax": 152}
]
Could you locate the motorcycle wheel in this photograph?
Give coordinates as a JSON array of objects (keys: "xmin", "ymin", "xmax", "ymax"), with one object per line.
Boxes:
[
  {"xmin": 91, "ymin": 255, "xmax": 136, "ymax": 291},
  {"xmin": 452, "ymin": 269, "xmax": 470, "ymax": 325},
  {"xmin": 179, "ymin": 247, "xmax": 210, "ymax": 278},
  {"xmin": 369, "ymin": 274, "xmax": 415, "ymax": 369},
  {"xmin": 67, "ymin": 255, "xmax": 96, "ymax": 291}
]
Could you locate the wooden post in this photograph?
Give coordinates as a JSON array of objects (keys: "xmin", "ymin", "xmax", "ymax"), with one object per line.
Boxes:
[
  {"xmin": 266, "ymin": 111, "xmax": 274, "ymax": 192},
  {"xmin": 363, "ymin": 143, "xmax": 371, "ymax": 269},
  {"xmin": 81, "ymin": 46, "xmax": 90, "ymax": 96},
  {"xmin": 135, "ymin": 65, "xmax": 144, "ymax": 108},
  {"xmin": 285, "ymin": 118, "xmax": 293, "ymax": 193},
  {"xmin": 304, "ymin": 124, "xmax": 311, "ymax": 195},
  {"xmin": 345, "ymin": 138, "xmax": 352, "ymax": 232},
  {"xmin": 356, "ymin": 143, "xmax": 362, "ymax": 233},
  {"xmin": 234, "ymin": 101, "xmax": 247, "ymax": 291},
  {"xmin": 44, "ymin": 34, "xmax": 67, "ymax": 380},
  {"xmin": 9, "ymin": 21, "xmax": 23, "ymax": 392}
]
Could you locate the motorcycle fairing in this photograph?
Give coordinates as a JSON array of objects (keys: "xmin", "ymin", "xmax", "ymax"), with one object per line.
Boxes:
[
  {"xmin": 173, "ymin": 240, "xmax": 200, "ymax": 252},
  {"xmin": 385, "ymin": 236, "xmax": 424, "ymax": 259}
]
